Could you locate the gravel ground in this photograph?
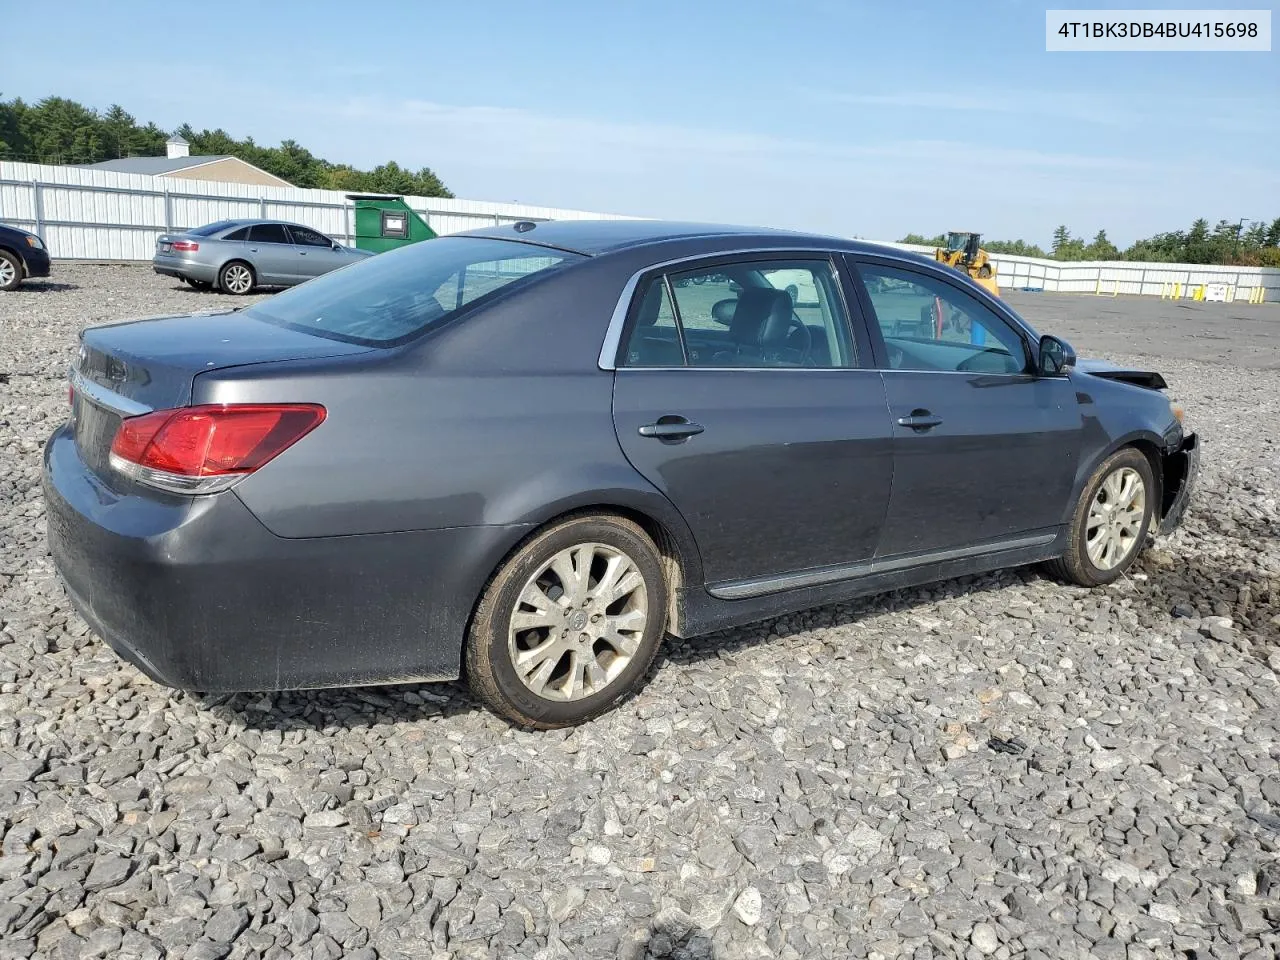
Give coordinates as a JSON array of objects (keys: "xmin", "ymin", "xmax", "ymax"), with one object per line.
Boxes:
[{"xmin": 1, "ymin": 265, "xmax": 1278, "ymax": 960}]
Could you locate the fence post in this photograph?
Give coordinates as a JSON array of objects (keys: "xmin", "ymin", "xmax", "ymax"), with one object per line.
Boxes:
[
  {"xmin": 31, "ymin": 180, "xmax": 45, "ymax": 240},
  {"xmin": 343, "ymin": 202, "xmax": 352, "ymax": 245},
  {"xmin": 259, "ymin": 196, "xmax": 267, "ymax": 218},
  {"xmin": 163, "ymin": 184, "xmax": 173, "ymax": 233}
]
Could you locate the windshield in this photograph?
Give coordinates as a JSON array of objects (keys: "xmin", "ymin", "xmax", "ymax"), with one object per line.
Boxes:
[{"xmin": 243, "ymin": 236, "xmax": 586, "ymax": 346}]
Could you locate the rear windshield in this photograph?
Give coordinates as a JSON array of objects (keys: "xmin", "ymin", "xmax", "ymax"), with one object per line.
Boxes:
[
  {"xmin": 243, "ymin": 236, "xmax": 585, "ymax": 346},
  {"xmin": 187, "ymin": 220, "xmax": 240, "ymax": 237}
]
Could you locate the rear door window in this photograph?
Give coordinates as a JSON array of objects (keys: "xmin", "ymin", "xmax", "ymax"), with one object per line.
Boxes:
[
  {"xmin": 248, "ymin": 223, "xmax": 291, "ymax": 244},
  {"xmin": 620, "ymin": 258, "xmax": 857, "ymax": 369}
]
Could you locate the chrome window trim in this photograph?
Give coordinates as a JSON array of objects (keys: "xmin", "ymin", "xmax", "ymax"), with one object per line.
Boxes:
[
  {"xmin": 69, "ymin": 365, "xmax": 153, "ymax": 417},
  {"xmin": 596, "ymin": 244, "xmax": 1037, "ymax": 372}
]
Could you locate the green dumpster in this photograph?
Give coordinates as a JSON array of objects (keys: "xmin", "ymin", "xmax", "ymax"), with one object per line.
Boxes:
[{"xmin": 346, "ymin": 194, "xmax": 437, "ymax": 253}]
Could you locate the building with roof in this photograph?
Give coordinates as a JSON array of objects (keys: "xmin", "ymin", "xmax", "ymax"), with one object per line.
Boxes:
[{"xmin": 79, "ymin": 135, "xmax": 292, "ymax": 188}]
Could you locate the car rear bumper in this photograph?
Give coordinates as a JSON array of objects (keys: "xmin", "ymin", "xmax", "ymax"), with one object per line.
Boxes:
[
  {"xmin": 42, "ymin": 422, "xmax": 523, "ymax": 692},
  {"xmin": 152, "ymin": 254, "xmax": 216, "ymax": 282},
  {"xmin": 1158, "ymin": 431, "xmax": 1199, "ymax": 535}
]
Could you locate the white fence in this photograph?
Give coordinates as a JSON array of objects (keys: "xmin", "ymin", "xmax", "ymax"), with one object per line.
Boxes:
[
  {"xmin": 0, "ymin": 160, "xmax": 641, "ymax": 262},
  {"xmin": 882, "ymin": 242, "xmax": 1278, "ymax": 304},
  {"xmin": 1, "ymin": 160, "xmax": 1276, "ymax": 303}
]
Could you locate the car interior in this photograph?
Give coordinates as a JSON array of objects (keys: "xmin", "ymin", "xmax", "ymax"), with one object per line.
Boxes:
[
  {"xmin": 623, "ymin": 261, "xmax": 1029, "ymax": 375},
  {"xmin": 624, "ymin": 265, "xmax": 847, "ymax": 368}
]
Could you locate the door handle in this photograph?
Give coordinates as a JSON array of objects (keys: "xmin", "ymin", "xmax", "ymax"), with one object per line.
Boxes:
[
  {"xmin": 638, "ymin": 417, "xmax": 704, "ymax": 441},
  {"xmin": 897, "ymin": 410, "xmax": 943, "ymax": 431}
]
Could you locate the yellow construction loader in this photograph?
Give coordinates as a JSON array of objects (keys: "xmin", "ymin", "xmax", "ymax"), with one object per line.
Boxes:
[{"xmin": 935, "ymin": 231, "xmax": 1000, "ymax": 297}]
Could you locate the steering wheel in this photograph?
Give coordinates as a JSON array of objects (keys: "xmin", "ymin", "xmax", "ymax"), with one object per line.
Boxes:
[{"xmin": 780, "ymin": 313, "xmax": 813, "ymax": 364}]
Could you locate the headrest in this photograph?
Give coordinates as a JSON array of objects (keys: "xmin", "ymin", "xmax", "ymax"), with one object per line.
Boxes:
[
  {"xmin": 729, "ymin": 288, "xmax": 793, "ymax": 348},
  {"xmin": 635, "ymin": 281, "xmax": 666, "ymax": 327},
  {"xmin": 711, "ymin": 298, "xmax": 737, "ymax": 326}
]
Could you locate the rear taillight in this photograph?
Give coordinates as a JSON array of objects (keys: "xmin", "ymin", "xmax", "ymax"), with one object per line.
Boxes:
[
  {"xmin": 171, "ymin": 240, "xmax": 200, "ymax": 252},
  {"xmin": 109, "ymin": 403, "xmax": 326, "ymax": 494}
]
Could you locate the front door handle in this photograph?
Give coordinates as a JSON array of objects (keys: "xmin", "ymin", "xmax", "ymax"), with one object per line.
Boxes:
[
  {"xmin": 897, "ymin": 410, "xmax": 943, "ymax": 431},
  {"xmin": 638, "ymin": 417, "xmax": 704, "ymax": 441}
]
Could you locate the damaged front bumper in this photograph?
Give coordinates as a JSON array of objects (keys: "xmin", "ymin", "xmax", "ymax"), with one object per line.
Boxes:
[{"xmin": 1158, "ymin": 431, "xmax": 1199, "ymax": 535}]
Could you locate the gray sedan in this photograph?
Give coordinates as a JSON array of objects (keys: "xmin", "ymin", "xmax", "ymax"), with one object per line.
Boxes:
[
  {"xmin": 45, "ymin": 219, "xmax": 1198, "ymax": 729},
  {"xmin": 152, "ymin": 218, "xmax": 372, "ymax": 294}
]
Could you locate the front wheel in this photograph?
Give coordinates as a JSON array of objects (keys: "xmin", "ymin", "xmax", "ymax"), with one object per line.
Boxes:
[
  {"xmin": 0, "ymin": 251, "xmax": 23, "ymax": 291},
  {"xmin": 465, "ymin": 514, "xmax": 669, "ymax": 729},
  {"xmin": 1044, "ymin": 447, "xmax": 1154, "ymax": 586}
]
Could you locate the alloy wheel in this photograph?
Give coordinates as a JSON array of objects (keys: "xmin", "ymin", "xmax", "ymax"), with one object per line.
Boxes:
[
  {"xmin": 506, "ymin": 542, "xmax": 649, "ymax": 702},
  {"xmin": 222, "ymin": 264, "xmax": 253, "ymax": 294},
  {"xmin": 1085, "ymin": 466, "xmax": 1147, "ymax": 570},
  {"xmin": 0, "ymin": 258, "xmax": 16, "ymax": 289}
]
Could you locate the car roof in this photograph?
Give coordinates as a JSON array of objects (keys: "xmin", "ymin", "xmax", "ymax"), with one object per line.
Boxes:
[{"xmin": 452, "ymin": 218, "xmax": 922, "ymax": 260}]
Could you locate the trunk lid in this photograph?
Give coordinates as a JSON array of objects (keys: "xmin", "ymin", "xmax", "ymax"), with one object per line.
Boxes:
[{"xmin": 70, "ymin": 308, "xmax": 374, "ymax": 478}]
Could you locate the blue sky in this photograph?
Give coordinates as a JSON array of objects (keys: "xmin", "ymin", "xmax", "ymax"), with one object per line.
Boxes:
[{"xmin": 3, "ymin": 0, "xmax": 1276, "ymax": 246}]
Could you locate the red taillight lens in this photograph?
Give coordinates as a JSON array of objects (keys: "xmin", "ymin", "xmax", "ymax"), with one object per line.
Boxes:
[
  {"xmin": 110, "ymin": 404, "xmax": 326, "ymax": 478},
  {"xmin": 171, "ymin": 240, "xmax": 200, "ymax": 252}
]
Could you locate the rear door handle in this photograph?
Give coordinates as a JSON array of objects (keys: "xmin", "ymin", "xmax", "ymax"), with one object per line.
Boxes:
[
  {"xmin": 896, "ymin": 410, "xmax": 943, "ymax": 431},
  {"xmin": 638, "ymin": 417, "xmax": 704, "ymax": 441}
]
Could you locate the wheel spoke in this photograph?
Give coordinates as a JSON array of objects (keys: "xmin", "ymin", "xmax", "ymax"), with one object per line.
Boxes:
[
  {"xmin": 563, "ymin": 650, "xmax": 584, "ymax": 699},
  {"xmin": 519, "ymin": 641, "xmax": 566, "ymax": 695},
  {"xmin": 519, "ymin": 580, "xmax": 566, "ymax": 618},
  {"xmin": 511, "ymin": 608, "xmax": 560, "ymax": 632},
  {"xmin": 550, "ymin": 548, "xmax": 589, "ymax": 605},
  {"xmin": 599, "ymin": 568, "xmax": 644, "ymax": 607}
]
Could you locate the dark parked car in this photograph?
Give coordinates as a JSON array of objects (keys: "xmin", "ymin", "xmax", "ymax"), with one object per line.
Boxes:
[
  {"xmin": 43, "ymin": 220, "xmax": 1198, "ymax": 727},
  {"xmin": 152, "ymin": 218, "xmax": 372, "ymax": 294},
  {"xmin": 0, "ymin": 222, "xmax": 52, "ymax": 291}
]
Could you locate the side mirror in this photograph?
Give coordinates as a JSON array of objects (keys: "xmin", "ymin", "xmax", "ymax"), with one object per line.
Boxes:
[{"xmin": 1038, "ymin": 334, "xmax": 1076, "ymax": 375}]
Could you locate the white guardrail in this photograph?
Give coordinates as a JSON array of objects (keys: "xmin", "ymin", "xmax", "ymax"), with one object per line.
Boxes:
[
  {"xmin": 1, "ymin": 161, "xmax": 1276, "ymax": 303},
  {"xmin": 878, "ymin": 242, "xmax": 1277, "ymax": 304}
]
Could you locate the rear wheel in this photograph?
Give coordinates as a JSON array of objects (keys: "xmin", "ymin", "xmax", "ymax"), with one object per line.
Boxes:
[
  {"xmin": 218, "ymin": 261, "xmax": 255, "ymax": 295},
  {"xmin": 465, "ymin": 513, "xmax": 668, "ymax": 729},
  {"xmin": 1044, "ymin": 447, "xmax": 1154, "ymax": 586},
  {"xmin": 0, "ymin": 251, "xmax": 22, "ymax": 291}
]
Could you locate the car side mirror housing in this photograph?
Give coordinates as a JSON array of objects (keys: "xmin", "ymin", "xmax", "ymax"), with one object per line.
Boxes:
[{"xmin": 1038, "ymin": 334, "xmax": 1076, "ymax": 375}]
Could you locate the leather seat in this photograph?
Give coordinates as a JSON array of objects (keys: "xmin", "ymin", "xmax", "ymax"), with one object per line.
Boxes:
[{"xmin": 711, "ymin": 288, "xmax": 795, "ymax": 364}]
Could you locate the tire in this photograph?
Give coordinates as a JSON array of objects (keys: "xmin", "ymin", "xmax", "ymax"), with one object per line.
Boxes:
[
  {"xmin": 465, "ymin": 513, "xmax": 669, "ymax": 729},
  {"xmin": 977, "ymin": 264, "xmax": 993, "ymax": 278},
  {"xmin": 1044, "ymin": 447, "xmax": 1155, "ymax": 587},
  {"xmin": 0, "ymin": 250, "xmax": 23, "ymax": 291},
  {"xmin": 218, "ymin": 260, "xmax": 255, "ymax": 295}
]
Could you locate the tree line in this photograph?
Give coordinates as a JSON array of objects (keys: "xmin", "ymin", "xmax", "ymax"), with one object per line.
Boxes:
[
  {"xmin": 0, "ymin": 95, "xmax": 454, "ymax": 198},
  {"xmin": 901, "ymin": 217, "xmax": 1280, "ymax": 267}
]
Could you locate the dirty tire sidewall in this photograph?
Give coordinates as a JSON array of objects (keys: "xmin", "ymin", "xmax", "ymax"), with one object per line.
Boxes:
[
  {"xmin": 467, "ymin": 515, "xmax": 668, "ymax": 729},
  {"xmin": 1066, "ymin": 447, "xmax": 1155, "ymax": 586}
]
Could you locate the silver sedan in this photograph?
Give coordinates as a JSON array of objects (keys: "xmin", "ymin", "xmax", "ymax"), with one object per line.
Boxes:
[{"xmin": 152, "ymin": 218, "xmax": 373, "ymax": 294}]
